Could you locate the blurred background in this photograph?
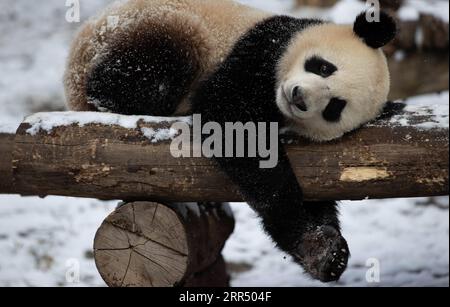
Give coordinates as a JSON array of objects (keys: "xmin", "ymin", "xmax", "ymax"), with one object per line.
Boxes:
[{"xmin": 0, "ymin": 0, "xmax": 448, "ymax": 287}]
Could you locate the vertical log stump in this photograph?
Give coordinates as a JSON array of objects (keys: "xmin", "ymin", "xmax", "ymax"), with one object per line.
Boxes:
[
  {"xmin": 0, "ymin": 134, "xmax": 14, "ymax": 194},
  {"xmin": 94, "ymin": 202, "xmax": 235, "ymax": 287}
]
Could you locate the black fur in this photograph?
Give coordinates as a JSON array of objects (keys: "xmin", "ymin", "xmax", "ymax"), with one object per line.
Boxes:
[
  {"xmin": 192, "ymin": 16, "xmax": 348, "ymax": 282},
  {"xmin": 304, "ymin": 56, "xmax": 337, "ymax": 78},
  {"xmin": 378, "ymin": 101, "xmax": 406, "ymax": 120},
  {"xmin": 323, "ymin": 98, "xmax": 348, "ymax": 122},
  {"xmin": 86, "ymin": 31, "xmax": 199, "ymax": 116},
  {"xmin": 353, "ymin": 11, "xmax": 397, "ymax": 49}
]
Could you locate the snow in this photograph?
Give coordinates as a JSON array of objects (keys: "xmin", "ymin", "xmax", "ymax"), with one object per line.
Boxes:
[
  {"xmin": 394, "ymin": 50, "xmax": 407, "ymax": 62},
  {"xmin": 0, "ymin": 195, "xmax": 117, "ymax": 287},
  {"xmin": 398, "ymin": 5, "xmax": 420, "ymax": 22},
  {"xmin": 0, "ymin": 0, "xmax": 448, "ymax": 287},
  {"xmin": 0, "ymin": 196, "xmax": 446, "ymax": 287},
  {"xmin": 24, "ymin": 111, "xmax": 191, "ymax": 136},
  {"xmin": 396, "ymin": 0, "xmax": 449, "ymax": 48},
  {"xmin": 327, "ymin": 0, "xmax": 367, "ymax": 24},
  {"xmin": 236, "ymin": 0, "xmax": 293, "ymax": 14},
  {"xmin": 328, "ymin": 0, "xmax": 449, "ymax": 24},
  {"xmin": 23, "ymin": 111, "xmax": 189, "ymax": 144},
  {"xmin": 387, "ymin": 92, "xmax": 449, "ymax": 130},
  {"xmin": 0, "ymin": 115, "xmax": 23, "ymax": 134},
  {"xmin": 399, "ymin": 0, "xmax": 449, "ymax": 23},
  {"xmin": 141, "ymin": 127, "xmax": 180, "ymax": 143},
  {"xmin": 0, "ymin": 0, "xmax": 113, "ymax": 126},
  {"xmin": 292, "ymin": 0, "xmax": 449, "ymax": 24},
  {"xmin": 226, "ymin": 198, "xmax": 449, "ymax": 287}
]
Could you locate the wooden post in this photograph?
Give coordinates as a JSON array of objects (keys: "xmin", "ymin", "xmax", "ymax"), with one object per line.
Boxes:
[
  {"xmin": 0, "ymin": 133, "xmax": 14, "ymax": 194},
  {"xmin": 94, "ymin": 202, "xmax": 234, "ymax": 287},
  {"xmin": 388, "ymin": 52, "xmax": 449, "ymax": 100}
]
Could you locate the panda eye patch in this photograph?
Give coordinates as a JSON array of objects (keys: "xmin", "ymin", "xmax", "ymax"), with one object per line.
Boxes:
[
  {"xmin": 323, "ymin": 97, "xmax": 347, "ymax": 122},
  {"xmin": 305, "ymin": 56, "xmax": 337, "ymax": 78}
]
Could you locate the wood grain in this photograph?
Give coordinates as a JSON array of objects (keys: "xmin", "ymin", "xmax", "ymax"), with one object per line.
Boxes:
[
  {"xmin": 93, "ymin": 202, "xmax": 234, "ymax": 287},
  {"xmin": 0, "ymin": 133, "xmax": 14, "ymax": 194}
]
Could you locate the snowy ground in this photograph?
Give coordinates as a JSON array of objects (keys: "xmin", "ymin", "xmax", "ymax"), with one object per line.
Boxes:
[
  {"xmin": 0, "ymin": 196, "xmax": 447, "ymax": 287},
  {"xmin": 0, "ymin": 0, "xmax": 448, "ymax": 287}
]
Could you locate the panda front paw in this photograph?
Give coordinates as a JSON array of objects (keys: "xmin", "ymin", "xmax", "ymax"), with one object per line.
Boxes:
[{"xmin": 293, "ymin": 225, "xmax": 350, "ymax": 283}]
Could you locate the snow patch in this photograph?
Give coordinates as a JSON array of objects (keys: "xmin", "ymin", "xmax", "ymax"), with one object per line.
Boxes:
[
  {"xmin": 225, "ymin": 198, "xmax": 449, "ymax": 287},
  {"xmin": 398, "ymin": 5, "xmax": 420, "ymax": 21},
  {"xmin": 141, "ymin": 127, "xmax": 180, "ymax": 143},
  {"xmin": 394, "ymin": 51, "xmax": 407, "ymax": 62},
  {"xmin": 236, "ymin": 0, "xmax": 294, "ymax": 14},
  {"xmin": 24, "ymin": 111, "xmax": 191, "ymax": 136},
  {"xmin": 0, "ymin": 117, "xmax": 23, "ymax": 134},
  {"xmin": 399, "ymin": 0, "xmax": 449, "ymax": 23},
  {"xmin": 328, "ymin": 0, "xmax": 366, "ymax": 24},
  {"xmin": 389, "ymin": 92, "xmax": 449, "ymax": 130},
  {"xmin": 326, "ymin": 0, "xmax": 449, "ymax": 25}
]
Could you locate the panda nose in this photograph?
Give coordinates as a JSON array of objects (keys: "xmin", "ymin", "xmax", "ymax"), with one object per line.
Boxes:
[{"xmin": 291, "ymin": 86, "xmax": 308, "ymax": 112}]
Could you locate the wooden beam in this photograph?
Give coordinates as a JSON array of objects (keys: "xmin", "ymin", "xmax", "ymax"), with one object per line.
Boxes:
[{"xmin": 1, "ymin": 104, "xmax": 448, "ymax": 201}]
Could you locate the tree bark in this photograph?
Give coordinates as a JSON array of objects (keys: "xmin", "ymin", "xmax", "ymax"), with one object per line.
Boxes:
[
  {"xmin": 0, "ymin": 133, "xmax": 14, "ymax": 194},
  {"xmin": 94, "ymin": 201, "xmax": 234, "ymax": 287},
  {"xmin": 4, "ymin": 107, "xmax": 447, "ymax": 201}
]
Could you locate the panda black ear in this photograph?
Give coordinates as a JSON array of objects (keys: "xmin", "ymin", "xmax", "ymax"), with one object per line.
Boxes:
[{"xmin": 353, "ymin": 11, "xmax": 397, "ymax": 49}]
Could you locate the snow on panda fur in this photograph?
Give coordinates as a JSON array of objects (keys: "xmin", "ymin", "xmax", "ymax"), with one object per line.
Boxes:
[{"xmin": 64, "ymin": 0, "xmax": 397, "ymax": 282}]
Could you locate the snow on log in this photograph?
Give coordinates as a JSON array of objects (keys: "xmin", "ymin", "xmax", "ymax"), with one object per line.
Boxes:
[
  {"xmin": 94, "ymin": 201, "xmax": 234, "ymax": 287},
  {"xmin": 1, "ymin": 100, "xmax": 448, "ymax": 201}
]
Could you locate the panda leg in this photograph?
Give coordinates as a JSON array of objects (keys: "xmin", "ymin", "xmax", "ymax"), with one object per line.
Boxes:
[
  {"xmin": 258, "ymin": 200, "xmax": 349, "ymax": 282},
  {"xmin": 298, "ymin": 201, "xmax": 350, "ymax": 282},
  {"xmin": 86, "ymin": 29, "xmax": 201, "ymax": 116},
  {"xmin": 215, "ymin": 150, "xmax": 349, "ymax": 282}
]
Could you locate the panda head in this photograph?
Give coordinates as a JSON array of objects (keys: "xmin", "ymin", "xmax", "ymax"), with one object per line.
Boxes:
[{"xmin": 276, "ymin": 11, "xmax": 397, "ymax": 141}]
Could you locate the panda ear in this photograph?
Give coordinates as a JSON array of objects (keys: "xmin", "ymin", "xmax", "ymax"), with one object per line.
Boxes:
[{"xmin": 353, "ymin": 11, "xmax": 397, "ymax": 49}]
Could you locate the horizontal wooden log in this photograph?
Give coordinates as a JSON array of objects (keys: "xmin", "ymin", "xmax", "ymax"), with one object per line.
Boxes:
[
  {"xmin": 94, "ymin": 202, "xmax": 234, "ymax": 287},
  {"xmin": 1, "ymin": 104, "xmax": 449, "ymax": 201}
]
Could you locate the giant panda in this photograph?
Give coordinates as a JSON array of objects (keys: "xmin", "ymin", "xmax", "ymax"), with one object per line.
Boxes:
[{"xmin": 64, "ymin": 0, "xmax": 397, "ymax": 282}]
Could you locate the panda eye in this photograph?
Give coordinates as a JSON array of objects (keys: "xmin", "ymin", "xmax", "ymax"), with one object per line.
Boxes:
[
  {"xmin": 320, "ymin": 64, "xmax": 329, "ymax": 75},
  {"xmin": 305, "ymin": 56, "xmax": 337, "ymax": 78}
]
